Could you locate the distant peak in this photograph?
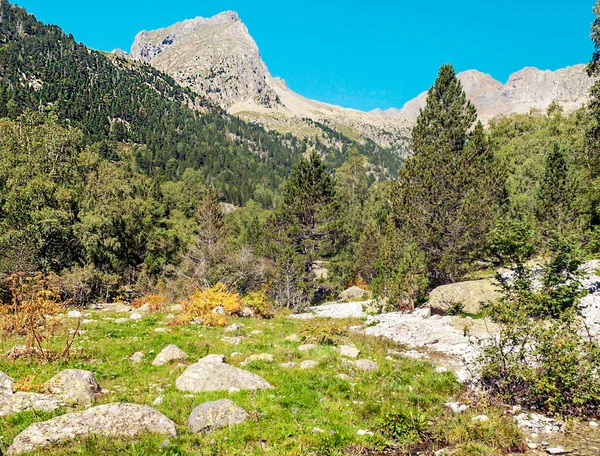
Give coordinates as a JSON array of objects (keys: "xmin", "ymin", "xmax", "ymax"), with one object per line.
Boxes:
[{"xmin": 214, "ymin": 11, "xmax": 240, "ymax": 22}]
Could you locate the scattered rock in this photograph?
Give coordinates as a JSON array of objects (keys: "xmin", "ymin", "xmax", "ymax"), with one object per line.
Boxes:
[
  {"xmin": 152, "ymin": 344, "xmax": 188, "ymax": 366},
  {"xmin": 7, "ymin": 403, "xmax": 176, "ymax": 455},
  {"xmin": 0, "ymin": 372, "xmax": 14, "ymax": 395},
  {"xmin": 279, "ymin": 362, "xmax": 297, "ymax": 369},
  {"xmin": 444, "ymin": 402, "xmax": 468, "ymax": 413},
  {"xmin": 169, "ymin": 304, "xmax": 183, "ymax": 313},
  {"xmin": 67, "ymin": 310, "xmax": 83, "ymax": 318},
  {"xmin": 349, "ymin": 359, "xmax": 379, "ymax": 372},
  {"xmin": 200, "ymin": 354, "xmax": 225, "ymax": 364},
  {"xmin": 188, "ymin": 399, "xmax": 248, "ymax": 433},
  {"xmin": 312, "ymin": 427, "xmax": 325, "ymax": 434},
  {"xmin": 337, "ymin": 373, "xmax": 350, "ymax": 380},
  {"xmin": 299, "ymin": 360, "xmax": 319, "ymax": 370},
  {"xmin": 429, "ymin": 279, "xmax": 500, "ymax": 315},
  {"xmin": 98, "ymin": 302, "xmax": 132, "ymax": 313},
  {"xmin": 435, "ymin": 366, "xmax": 448, "ymax": 373},
  {"xmin": 357, "ymin": 429, "xmax": 374, "ymax": 436},
  {"xmin": 153, "ymin": 396, "xmax": 163, "ymax": 406},
  {"xmin": 0, "ymin": 392, "xmax": 61, "ymax": 417},
  {"xmin": 213, "ymin": 306, "xmax": 226, "ymax": 315},
  {"xmin": 298, "ymin": 344, "xmax": 318, "ymax": 352},
  {"xmin": 250, "ymin": 330, "xmax": 263, "ymax": 335},
  {"xmin": 114, "ymin": 318, "xmax": 129, "ymax": 324},
  {"xmin": 546, "ymin": 448, "xmax": 569, "ymax": 455},
  {"xmin": 590, "ymin": 421, "xmax": 598, "ymax": 428},
  {"xmin": 240, "ymin": 307, "xmax": 255, "ymax": 318},
  {"xmin": 284, "ymin": 334, "xmax": 301, "ymax": 342},
  {"xmin": 224, "ymin": 323, "xmax": 244, "ymax": 333},
  {"xmin": 338, "ymin": 345, "xmax": 360, "ymax": 359},
  {"xmin": 221, "ymin": 336, "xmax": 244, "ymax": 345},
  {"xmin": 528, "ymin": 443, "xmax": 538, "ymax": 449},
  {"xmin": 339, "ymin": 286, "xmax": 369, "ymax": 301},
  {"xmin": 129, "ymin": 312, "xmax": 143, "ymax": 321},
  {"xmin": 514, "ymin": 412, "xmax": 563, "ymax": 433},
  {"xmin": 130, "ymin": 352, "xmax": 145, "ymax": 363},
  {"xmin": 176, "ymin": 354, "xmax": 272, "ymax": 393},
  {"xmin": 471, "ymin": 415, "xmax": 489, "ymax": 423},
  {"xmin": 43, "ymin": 369, "xmax": 101, "ymax": 406},
  {"xmin": 154, "ymin": 327, "xmax": 170, "ymax": 333},
  {"xmin": 241, "ymin": 354, "xmax": 274, "ymax": 366}
]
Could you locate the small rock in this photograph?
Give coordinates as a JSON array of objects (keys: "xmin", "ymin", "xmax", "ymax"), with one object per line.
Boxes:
[
  {"xmin": 114, "ymin": 318, "xmax": 129, "ymax": 324},
  {"xmin": 546, "ymin": 448, "xmax": 568, "ymax": 455},
  {"xmin": 357, "ymin": 429, "xmax": 374, "ymax": 436},
  {"xmin": 169, "ymin": 304, "xmax": 183, "ymax": 313},
  {"xmin": 590, "ymin": 421, "xmax": 598, "ymax": 428},
  {"xmin": 0, "ymin": 372, "xmax": 14, "ymax": 395},
  {"xmin": 188, "ymin": 399, "xmax": 248, "ymax": 433},
  {"xmin": 299, "ymin": 360, "xmax": 318, "ymax": 369},
  {"xmin": 240, "ymin": 354, "xmax": 274, "ymax": 366},
  {"xmin": 250, "ymin": 330, "xmax": 263, "ymax": 335},
  {"xmin": 153, "ymin": 396, "xmax": 163, "ymax": 406},
  {"xmin": 279, "ymin": 362, "xmax": 297, "ymax": 369},
  {"xmin": 67, "ymin": 310, "xmax": 83, "ymax": 318},
  {"xmin": 435, "ymin": 366, "xmax": 448, "ymax": 373},
  {"xmin": 152, "ymin": 345, "xmax": 188, "ymax": 366},
  {"xmin": 284, "ymin": 334, "xmax": 301, "ymax": 342},
  {"xmin": 213, "ymin": 306, "xmax": 226, "ymax": 315},
  {"xmin": 528, "ymin": 443, "xmax": 538, "ymax": 449},
  {"xmin": 337, "ymin": 373, "xmax": 350, "ymax": 380},
  {"xmin": 444, "ymin": 402, "xmax": 468, "ymax": 413},
  {"xmin": 199, "ymin": 354, "xmax": 225, "ymax": 364},
  {"xmin": 352, "ymin": 359, "xmax": 379, "ymax": 372},
  {"xmin": 130, "ymin": 312, "xmax": 143, "ymax": 321},
  {"xmin": 338, "ymin": 345, "xmax": 360, "ymax": 359},
  {"xmin": 298, "ymin": 344, "xmax": 318, "ymax": 352},
  {"xmin": 312, "ymin": 427, "xmax": 325, "ymax": 434},
  {"xmin": 541, "ymin": 441, "xmax": 550, "ymax": 446},
  {"xmin": 221, "ymin": 336, "xmax": 244, "ymax": 345},
  {"xmin": 224, "ymin": 323, "xmax": 244, "ymax": 333},
  {"xmin": 130, "ymin": 352, "xmax": 145, "ymax": 363},
  {"xmin": 471, "ymin": 415, "xmax": 489, "ymax": 423},
  {"xmin": 240, "ymin": 307, "xmax": 255, "ymax": 318}
]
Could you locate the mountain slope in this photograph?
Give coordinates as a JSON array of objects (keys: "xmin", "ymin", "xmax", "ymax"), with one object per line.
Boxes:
[
  {"xmin": 376, "ymin": 66, "xmax": 593, "ymax": 122},
  {"xmin": 126, "ymin": 13, "xmax": 413, "ymax": 158}
]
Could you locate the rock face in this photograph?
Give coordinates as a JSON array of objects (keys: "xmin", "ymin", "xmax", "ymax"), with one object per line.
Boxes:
[
  {"xmin": 176, "ymin": 354, "xmax": 272, "ymax": 393},
  {"xmin": 152, "ymin": 344, "xmax": 188, "ymax": 366},
  {"xmin": 188, "ymin": 399, "xmax": 248, "ymax": 433},
  {"xmin": 381, "ymin": 65, "xmax": 593, "ymax": 123},
  {"xmin": 429, "ymin": 279, "xmax": 500, "ymax": 315},
  {"xmin": 7, "ymin": 403, "xmax": 177, "ymax": 455},
  {"xmin": 128, "ymin": 12, "xmax": 412, "ymax": 157},
  {"xmin": 43, "ymin": 369, "xmax": 101, "ymax": 406}
]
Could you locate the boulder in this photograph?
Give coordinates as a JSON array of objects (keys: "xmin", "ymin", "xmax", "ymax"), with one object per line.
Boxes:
[
  {"xmin": 188, "ymin": 399, "xmax": 248, "ymax": 433},
  {"xmin": 299, "ymin": 360, "xmax": 318, "ymax": 370},
  {"xmin": 240, "ymin": 354, "xmax": 274, "ymax": 366},
  {"xmin": 0, "ymin": 392, "xmax": 61, "ymax": 417},
  {"xmin": 339, "ymin": 286, "xmax": 368, "ymax": 301},
  {"xmin": 176, "ymin": 354, "xmax": 272, "ymax": 393},
  {"xmin": 344, "ymin": 359, "xmax": 379, "ymax": 372},
  {"xmin": 0, "ymin": 372, "xmax": 14, "ymax": 395},
  {"xmin": 429, "ymin": 279, "xmax": 500, "ymax": 315},
  {"xmin": 152, "ymin": 344, "xmax": 188, "ymax": 366},
  {"xmin": 7, "ymin": 403, "xmax": 176, "ymax": 455},
  {"xmin": 298, "ymin": 344, "xmax": 318, "ymax": 352},
  {"xmin": 338, "ymin": 345, "xmax": 360, "ymax": 359},
  {"xmin": 43, "ymin": 369, "xmax": 102, "ymax": 406},
  {"xmin": 129, "ymin": 312, "xmax": 143, "ymax": 321}
]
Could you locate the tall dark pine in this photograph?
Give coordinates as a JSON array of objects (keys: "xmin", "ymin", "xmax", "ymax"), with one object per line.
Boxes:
[{"xmin": 391, "ymin": 64, "xmax": 504, "ymax": 285}]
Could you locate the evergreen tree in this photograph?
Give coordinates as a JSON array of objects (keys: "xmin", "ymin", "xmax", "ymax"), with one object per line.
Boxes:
[
  {"xmin": 535, "ymin": 143, "xmax": 580, "ymax": 236},
  {"xmin": 196, "ymin": 185, "xmax": 224, "ymax": 251},
  {"xmin": 335, "ymin": 148, "xmax": 369, "ymax": 241},
  {"xmin": 391, "ymin": 64, "xmax": 504, "ymax": 286}
]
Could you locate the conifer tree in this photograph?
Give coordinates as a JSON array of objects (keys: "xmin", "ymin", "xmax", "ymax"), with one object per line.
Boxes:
[{"xmin": 391, "ymin": 64, "xmax": 504, "ymax": 286}]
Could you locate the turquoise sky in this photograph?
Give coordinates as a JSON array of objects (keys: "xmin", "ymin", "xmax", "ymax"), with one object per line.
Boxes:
[{"xmin": 13, "ymin": 0, "xmax": 596, "ymax": 112}]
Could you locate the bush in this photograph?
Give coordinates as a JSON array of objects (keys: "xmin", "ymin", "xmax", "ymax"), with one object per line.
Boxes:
[
  {"xmin": 172, "ymin": 283, "xmax": 242, "ymax": 327},
  {"xmin": 61, "ymin": 264, "xmax": 120, "ymax": 306},
  {"xmin": 380, "ymin": 409, "xmax": 429, "ymax": 444},
  {"xmin": 241, "ymin": 288, "xmax": 273, "ymax": 318},
  {"xmin": 131, "ymin": 293, "xmax": 168, "ymax": 313},
  {"xmin": 298, "ymin": 319, "xmax": 351, "ymax": 345},
  {"xmin": 0, "ymin": 272, "xmax": 78, "ymax": 360},
  {"xmin": 475, "ymin": 241, "xmax": 600, "ymax": 416}
]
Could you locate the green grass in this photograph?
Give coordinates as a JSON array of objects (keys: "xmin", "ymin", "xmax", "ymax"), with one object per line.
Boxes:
[{"xmin": 0, "ymin": 310, "xmax": 524, "ymax": 455}]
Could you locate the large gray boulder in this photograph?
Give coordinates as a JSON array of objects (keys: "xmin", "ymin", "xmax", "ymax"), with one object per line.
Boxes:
[
  {"xmin": 43, "ymin": 369, "xmax": 101, "ymax": 406},
  {"xmin": 0, "ymin": 392, "xmax": 61, "ymax": 417},
  {"xmin": 0, "ymin": 371, "xmax": 14, "ymax": 395},
  {"xmin": 339, "ymin": 286, "xmax": 369, "ymax": 301},
  {"xmin": 7, "ymin": 403, "xmax": 177, "ymax": 455},
  {"xmin": 188, "ymin": 399, "xmax": 248, "ymax": 433},
  {"xmin": 176, "ymin": 354, "xmax": 272, "ymax": 393},
  {"xmin": 152, "ymin": 344, "xmax": 188, "ymax": 366},
  {"xmin": 429, "ymin": 279, "xmax": 500, "ymax": 315}
]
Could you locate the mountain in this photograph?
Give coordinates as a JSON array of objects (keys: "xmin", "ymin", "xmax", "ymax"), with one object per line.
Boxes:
[
  {"xmin": 375, "ymin": 66, "xmax": 593, "ymax": 122},
  {"xmin": 125, "ymin": 12, "xmax": 412, "ymax": 157}
]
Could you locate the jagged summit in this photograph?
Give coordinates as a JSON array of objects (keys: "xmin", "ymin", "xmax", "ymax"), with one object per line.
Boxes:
[{"xmin": 375, "ymin": 65, "xmax": 593, "ymax": 122}]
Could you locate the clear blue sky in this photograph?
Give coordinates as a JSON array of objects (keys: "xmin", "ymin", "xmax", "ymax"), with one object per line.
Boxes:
[{"xmin": 13, "ymin": 0, "xmax": 596, "ymax": 112}]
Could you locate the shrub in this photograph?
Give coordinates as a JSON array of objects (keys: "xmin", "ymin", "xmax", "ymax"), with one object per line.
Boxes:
[
  {"xmin": 241, "ymin": 288, "xmax": 273, "ymax": 318},
  {"xmin": 61, "ymin": 265, "xmax": 120, "ymax": 306},
  {"xmin": 475, "ymin": 241, "xmax": 600, "ymax": 416},
  {"xmin": 132, "ymin": 293, "xmax": 168, "ymax": 313},
  {"xmin": 380, "ymin": 409, "xmax": 429, "ymax": 444},
  {"xmin": 298, "ymin": 319, "xmax": 351, "ymax": 345},
  {"xmin": 0, "ymin": 272, "xmax": 78, "ymax": 361},
  {"xmin": 172, "ymin": 283, "xmax": 242, "ymax": 326}
]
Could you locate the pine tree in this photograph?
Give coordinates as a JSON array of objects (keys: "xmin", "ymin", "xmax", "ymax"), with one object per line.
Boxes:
[
  {"xmin": 391, "ymin": 64, "xmax": 504, "ymax": 286},
  {"xmin": 336, "ymin": 148, "xmax": 369, "ymax": 241},
  {"xmin": 196, "ymin": 185, "xmax": 224, "ymax": 251},
  {"xmin": 535, "ymin": 143, "xmax": 578, "ymax": 236}
]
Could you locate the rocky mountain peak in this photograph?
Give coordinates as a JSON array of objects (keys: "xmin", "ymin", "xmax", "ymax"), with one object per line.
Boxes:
[{"xmin": 129, "ymin": 11, "xmax": 280, "ymax": 108}]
